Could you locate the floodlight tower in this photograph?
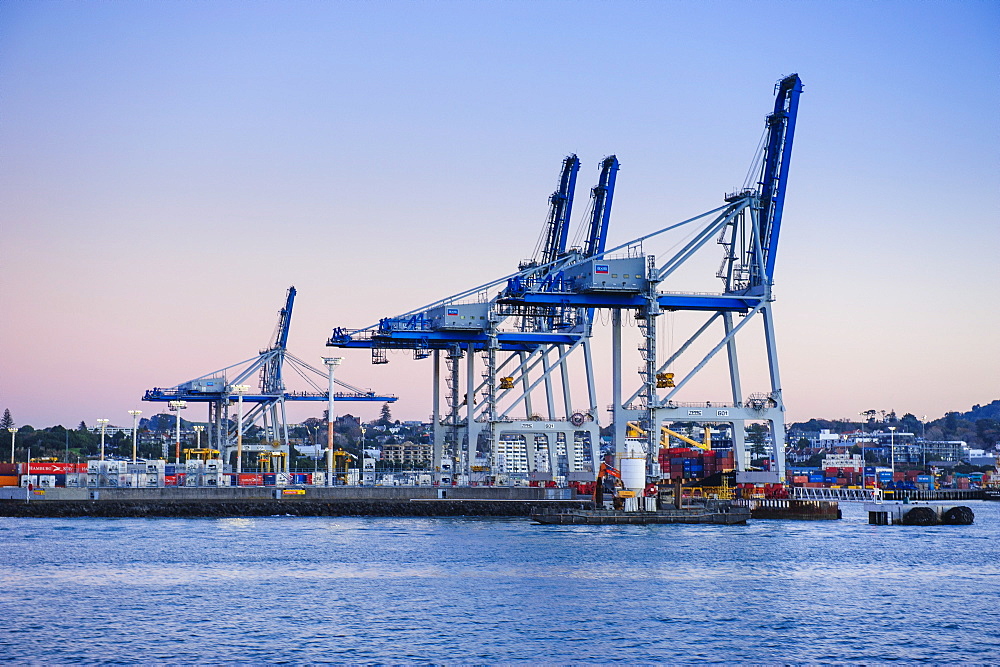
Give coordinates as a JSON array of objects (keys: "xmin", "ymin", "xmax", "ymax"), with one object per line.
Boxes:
[
  {"xmin": 128, "ymin": 410, "xmax": 142, "ymax": 462},
  {"xmin": 168, "ymin": 401, "xmax": 186, "ymax": 463},
  {"xmin": 323, "ymin": 357, "xmax": 343, "ymax": 487},
  {"xmin": 97, "ymin": 419, "xmax": 109, "ymax": 462}
]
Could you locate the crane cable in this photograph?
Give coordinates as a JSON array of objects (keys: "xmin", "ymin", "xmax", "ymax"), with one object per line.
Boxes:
[{"xmin": 742, "ymin": 127, "xmax": 769, "ymax": 192}]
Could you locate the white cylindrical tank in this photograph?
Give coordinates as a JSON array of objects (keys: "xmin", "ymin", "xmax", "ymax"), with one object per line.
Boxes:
[{"xmin": 620, "ymin": 457, "xmax": 646, "ymax": 491}]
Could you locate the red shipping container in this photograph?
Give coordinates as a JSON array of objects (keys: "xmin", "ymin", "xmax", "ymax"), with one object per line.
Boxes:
[
  {"xmin": 238, "ymin": 473, "xmax": 263, "ymax": 486},
  {"xmin": 165, "ymin": 475, "xmax": 178, "ymax": 486},
  {"xmin": 27, "ymin": 462, "xmax": 79, "ymax": 474}
]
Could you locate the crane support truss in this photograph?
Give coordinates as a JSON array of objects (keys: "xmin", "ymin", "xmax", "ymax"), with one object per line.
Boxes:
[{"xmin": 328, "ymin": 74, "xmax": 802, "ymax": 484}]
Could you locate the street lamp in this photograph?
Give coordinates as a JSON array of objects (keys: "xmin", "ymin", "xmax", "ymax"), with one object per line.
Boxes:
[
  {"xmin": 128, "ymin": 410, "xmax": 142, "ymax": 463},
  {"xmin": 230, "ymin": 385, "xmax": 250, "ymax": 476},
  {"xmin": 7, "ymin": 427, "xmax": 16, "ymax": 464},
  {"xmin": 888, "ymin": 426, "xmax": 897, "ymax": 475},
  {"xmin": 97, "ymin": 419, "xmax": 109, "ymax": 462},
  {"xmin": 168, "ymin": 401, "xmax": 187, "ymax": 464},
  {"xmin": 322, "ymin": 357, "xmax": 343, "ymax": 487}
]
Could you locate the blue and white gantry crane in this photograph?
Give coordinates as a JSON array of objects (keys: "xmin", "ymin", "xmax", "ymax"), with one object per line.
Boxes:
[
  {"xmin": 499, "ymin": 73, "xmax": 803, "ymax": 481},
  {"xmin": 145, "ymin": 287, "xmax": 396, "ymax": 463},
  {"xmin": 329, "ymin": 156, "xmax": 623, "ymax": 483}
]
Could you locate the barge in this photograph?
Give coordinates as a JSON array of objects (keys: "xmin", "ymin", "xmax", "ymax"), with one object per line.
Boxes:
[{"xmin": 531, "ymin": 501, "xmax": 750, "ymax": 525}]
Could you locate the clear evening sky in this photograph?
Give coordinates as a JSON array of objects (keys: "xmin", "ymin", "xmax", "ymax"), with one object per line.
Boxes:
[{"xmin": 1, "ymin": 1, "xmax": 997, "ymax": 430}]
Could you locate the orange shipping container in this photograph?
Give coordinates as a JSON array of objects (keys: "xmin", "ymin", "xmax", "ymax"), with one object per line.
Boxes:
[{"xmin": 0, "ymin": 475, "xmax": 19, "ymax": 487}]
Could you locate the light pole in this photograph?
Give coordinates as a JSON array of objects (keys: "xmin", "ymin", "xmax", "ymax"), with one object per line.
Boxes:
[
  {"xmin": 888, "ymin": 426, "xmax": 897, "ymax": 476},
  {"xmin": 7, "ymin": 427, "xmax": 15, "ymax": 464},
  {"xmin": 323, "ymin": 357, "xmax": 343, "ymax": 487},
  {"xmin": 128, "ymin": 410, "xmax": 142, "ymax": 463},
  {"xmin": 193, "ymin": 425, "xmax": 205, "ymax": 449},
  {"xmin": 168, "ymin": 401, "xmax": 186, "ymax": 464},
  {"xmin": 921, "ymin": 415, "xmax": 927, "ymax": 469},
  {"xmin": 858, "ymin": 411, "xmax": 868, "ymax": 488},
  {"xmin": 97, "ymin": 419, "xmax": 109, "ymax": 462},
  {"xmin": 361, "ymin": 424, "xmax": 368, "ymax": 484},
  {"xmin": 230, "ymin": 385, "xmax": 250, "ymax": 476}
]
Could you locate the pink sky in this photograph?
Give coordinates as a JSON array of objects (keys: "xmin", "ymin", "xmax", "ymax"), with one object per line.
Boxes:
[{"xmin": 2, "ymin": 1, "xmax": 997, "ymax": 430}]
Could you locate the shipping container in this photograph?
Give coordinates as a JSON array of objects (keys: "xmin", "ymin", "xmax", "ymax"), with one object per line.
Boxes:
[
  {"xmin": 27, "ymin": 462, "xmax": 77, "ymax": 474},
  {"xmin": 0, "ymin": 475, "xmax": 19, "ymax": 487}
]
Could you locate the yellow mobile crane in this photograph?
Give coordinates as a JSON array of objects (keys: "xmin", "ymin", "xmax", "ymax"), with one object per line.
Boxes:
[{"xmin": 626, "ymin": 421, "xmax": 712, "ymax": 450}]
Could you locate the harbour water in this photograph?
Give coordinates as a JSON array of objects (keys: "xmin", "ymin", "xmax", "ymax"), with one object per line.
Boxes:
[{"xmin": 2, "ymin": 501, "xmax": 997, "ymax": 663}]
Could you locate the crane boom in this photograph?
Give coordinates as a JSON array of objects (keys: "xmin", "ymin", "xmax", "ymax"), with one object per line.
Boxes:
[
  {"xmin": 757, "ymin": 74, "xmax": 802, "ymax": 284},
  {"xmin": 273, "ymin": 286, "xmax": 296, "ymax": 351},
  {"xmin": 540, "ymin": 154, "xmax": 581, "ymax": 264},
  {"xmin": 584, "ymin": 155, "xmax": 619, "ymax": 257}
]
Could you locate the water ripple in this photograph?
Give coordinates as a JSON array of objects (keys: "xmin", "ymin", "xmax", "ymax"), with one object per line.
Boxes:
[{"xmin": 1, "ymin": 502, "xmax": 997, "ymax": 662}]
